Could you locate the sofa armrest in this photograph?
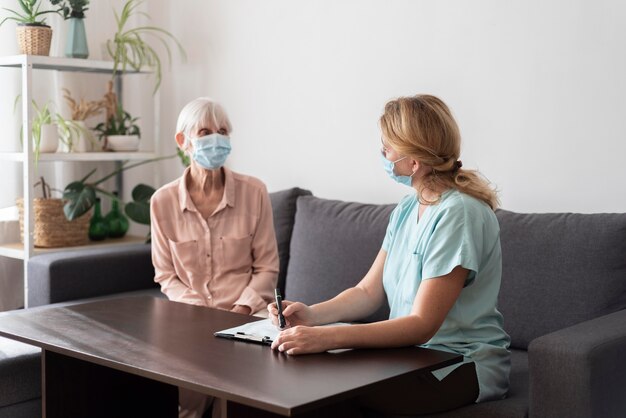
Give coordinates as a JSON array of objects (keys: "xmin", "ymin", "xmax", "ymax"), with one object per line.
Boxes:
[
  {"xmin": 528, "ymin": 309, "xmax": 626, "ymax": 418},
  {"xmin": 27, "ymin": 244, "xmax": 157, "ymax": 307}
]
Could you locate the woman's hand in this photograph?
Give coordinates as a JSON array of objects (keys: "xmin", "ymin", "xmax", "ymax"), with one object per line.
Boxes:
[
  {"xmin": 271, "ymin": 325, "xmax": 335, "ymax": 355},
  {"xmin": 267, "ymin": 300, "xmax": 316, "ymax": 327}
]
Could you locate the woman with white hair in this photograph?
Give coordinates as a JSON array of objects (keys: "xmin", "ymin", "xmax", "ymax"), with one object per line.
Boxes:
[{"xmin": 150, "ymin": 97, "xmax": 279, "ymax": 418}]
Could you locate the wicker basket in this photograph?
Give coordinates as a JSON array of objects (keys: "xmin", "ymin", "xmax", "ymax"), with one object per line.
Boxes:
[
  {"xmin": 16, "ymin": 24, "xmax": 52, "ymax": 56},
  {"xmin": 16, "ymin": 198, "xmax": 91, "ymax": 248}
]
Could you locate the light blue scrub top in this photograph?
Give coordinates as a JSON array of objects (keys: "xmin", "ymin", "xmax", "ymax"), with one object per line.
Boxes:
[{"xmin": 382, "ymin": 189, "xmax": 511, "ymax": 402}]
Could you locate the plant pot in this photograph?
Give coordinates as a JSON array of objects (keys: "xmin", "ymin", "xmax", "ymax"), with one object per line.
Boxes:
[
  {"xmin": 16, "ymin": 198, "xmax": 91, "ymax": 248},
  {"xmin": 37, "ymin": 124, "xmax": 59, "ymax": 153},
  {"xmin": 16, "ymin": 24, "xmax": 52, "ymax": 56},
  {"xmin": 65, "ymin": 18, "xmax": 89, "ymax": 59},
  {"xmin": 72, "ymin": 121, "xmax": 95, "ymax": 152},
  {"xmin": 106, "ymin": 135, "xmax": 140, "ymax": 152}
]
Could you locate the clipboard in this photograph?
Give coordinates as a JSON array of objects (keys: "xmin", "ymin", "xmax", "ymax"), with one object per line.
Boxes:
[
  {"xmin": 214, "ymin": 319, "xmax": 351, "ymax": 347},
  {"xmin": 214, "ymin": 318, "xmax": 279, "ymax": 346}
]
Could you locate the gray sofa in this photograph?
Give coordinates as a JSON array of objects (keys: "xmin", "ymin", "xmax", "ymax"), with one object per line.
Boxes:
[{"xmin": 1, "ymin": 187, "xmax": 625, "ymax": 418}]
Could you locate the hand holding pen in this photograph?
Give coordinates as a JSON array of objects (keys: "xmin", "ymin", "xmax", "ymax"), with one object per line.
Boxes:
[{"xmin": 268, "ymin": 291, "xmax": 316, "ymax": 328}]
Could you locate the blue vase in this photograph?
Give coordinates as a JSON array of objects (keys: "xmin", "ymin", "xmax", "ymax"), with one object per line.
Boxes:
[{"xmin": 65, "ymin": 18, "xmax": 89, "ymax": 59}]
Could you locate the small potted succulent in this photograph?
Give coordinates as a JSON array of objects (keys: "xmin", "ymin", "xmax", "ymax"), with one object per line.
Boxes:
[{"xmin": 0, "ymin": 0, "xmax": 59, "ymax": 55}]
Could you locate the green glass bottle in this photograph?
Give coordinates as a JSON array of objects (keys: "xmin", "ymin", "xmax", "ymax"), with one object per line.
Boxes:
[
  {"xmin": 105, "ymin": 192, "xmax": 129, "ymax": 238},
  {"xmin": 89, "ymin": 198, "xmax": 108, "ymax": 241}
]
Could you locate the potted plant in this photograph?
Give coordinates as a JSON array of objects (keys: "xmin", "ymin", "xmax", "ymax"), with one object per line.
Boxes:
[
  {"xmin": 93, "ymin": 103, "xmax": 141, "ymax": 152},
  {"xmin": 0, "ymin": 0, "xmax": 59, "ymax": 56},
  {"xmin": 62, "ymin": 155, "xmax": 174, "ymax": 220},
  {"xmin": 62, "ymin": 87, "xmax": 104, "ymax": 152},
  {"xmin": 104, "ymin": 0, "xmax": 186, "ymax": 93},
  {"xmin": 16, "ymin": 176, "xmax": 91, "ymax": 247},
  {"xmin": 49, "ymin": 0, "xmax": 89, "ymax": 58}
]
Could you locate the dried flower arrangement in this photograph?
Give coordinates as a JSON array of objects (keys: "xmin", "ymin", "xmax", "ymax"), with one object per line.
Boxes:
[{"xmin": 62, "ymin": 88, "xmax": 105, "ymax": 121}]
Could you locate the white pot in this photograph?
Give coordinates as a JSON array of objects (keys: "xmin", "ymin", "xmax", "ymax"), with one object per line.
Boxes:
[
  {"xmin": 107, "ymin": 135, "xmax": 140, "ymax": 152},
  {"xmin": 37, "ymin": 124, "xmax": 59, "ymax": 153},
  {"xmin": 72, "ymin": 121, "xmax": 96, "ymax": 152}
]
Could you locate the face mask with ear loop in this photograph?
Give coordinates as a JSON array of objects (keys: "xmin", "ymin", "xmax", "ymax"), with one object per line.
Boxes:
[
  {"xmin": 190, "ymin": 133, "xmax": 232, "ymax": 170},
  {"xmin": 380, "ymin": 152, "xmax": 415, "ymax": 187}
]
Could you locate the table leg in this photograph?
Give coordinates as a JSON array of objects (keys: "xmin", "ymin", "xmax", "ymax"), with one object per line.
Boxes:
[{"xmin": 42, "ymin": 349, "xmax": 178, "ymax": 418}]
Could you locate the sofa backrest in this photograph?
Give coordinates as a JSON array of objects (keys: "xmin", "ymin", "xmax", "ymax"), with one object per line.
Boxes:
[
  {"xmin": 269, "ymin": 188, "xmax": 313, "ymax": 295},
  {"xmin": 284, "ymin": 196, "xmax": 394, "ymax": 322},
  {"xmin": 496, "ymin": 210, "xmax": 626, "ymax": 349}
]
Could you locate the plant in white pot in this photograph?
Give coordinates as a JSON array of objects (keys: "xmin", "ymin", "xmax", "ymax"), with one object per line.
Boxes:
[
  {"xmin": 62, "ymin": 88, "xmax": 104, "ymax": 152},
  {"xmin": 93, "ymin": 104, "xmax": 141, "ymax": 152},
  {"xmin": 0, "ymin": 0, "xmax": 60, "ymax": 56}
]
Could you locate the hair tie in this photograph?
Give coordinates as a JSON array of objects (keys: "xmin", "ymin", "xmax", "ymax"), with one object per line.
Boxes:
[{"xmin": 454, "ymin": 160, "xmax": 463, "ymax": 172}]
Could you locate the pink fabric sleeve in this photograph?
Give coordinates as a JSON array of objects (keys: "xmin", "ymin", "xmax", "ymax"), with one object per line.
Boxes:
[{"xmin": 233, "ymin": 186, "xmax": 279, "ymax": 313}]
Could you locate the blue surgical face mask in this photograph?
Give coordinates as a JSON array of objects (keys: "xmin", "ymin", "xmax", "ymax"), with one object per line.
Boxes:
[
  {"xmin": 191, "ymin": 134, "xmax": 231, "ymax": 170},
  {"xmin": 380, "ymin": 152, "xmax": 414, "ymax": 187}
]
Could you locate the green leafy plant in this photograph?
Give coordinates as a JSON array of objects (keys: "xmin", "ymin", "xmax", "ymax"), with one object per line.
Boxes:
[
  {"xmin": 93, "ymin": 104, "xmax": 141, "ymax": 140},
  {"xmin": 48, "ymin": 0, "xmax": 88, "ymax": 19},
  {"xmin": 125, "ymin": 183, "xmax": 155, "ymax": 241},
  {"xmin": 15, "ymin": 96, "xmax": 87, "ymax": 159},
  {"xmin": 0, "ymin": 0, "xmax": 59, "ymax": 26},
  {"xmin": 105, "ymin": 0, "xmax": 186, "ymax": 94},
  {"xmin": 62, "ymin": 155, "xmax": 175, "ymax": 221}
]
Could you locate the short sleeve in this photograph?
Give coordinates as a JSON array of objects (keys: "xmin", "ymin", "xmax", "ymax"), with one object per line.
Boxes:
[{"xmin": 421, "ymin": 203, "xmax": 481, "ymax": 282}]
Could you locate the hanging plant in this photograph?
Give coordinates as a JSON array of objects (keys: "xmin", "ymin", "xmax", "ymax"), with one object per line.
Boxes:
[{"xmin": 105, "ymin": 0, "xmax": 186, "ymax": 94}]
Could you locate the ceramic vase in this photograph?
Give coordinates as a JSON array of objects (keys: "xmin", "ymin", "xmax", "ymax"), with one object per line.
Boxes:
[
  {"xmin": 38, "ymin": 124, "xmax": 59, "ymax": 153},
  {"xmin": 65, "ymin": 18, "xmax": 89, "ymax": 59}
]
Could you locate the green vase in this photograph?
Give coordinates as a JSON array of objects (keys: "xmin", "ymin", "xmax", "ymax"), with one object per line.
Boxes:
[
  {"xmin": 89, "ymin": 198, "xmax": 108, "ymax": 241},
  {"xmin": 65, "ymin": 17, "xmax": 89, "ymax": 59},
  {"xmin": 105, "ymin": 193, "xmax": 129, "ymax": 238}
]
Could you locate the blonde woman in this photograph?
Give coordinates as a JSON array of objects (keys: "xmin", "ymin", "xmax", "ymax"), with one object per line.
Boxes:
[
  {"xmin": 269, "ymin": 95, "xmax": 510, "ymax": 416},
  {"xmin": 151, "ymin": 97, "xmax": 279, "ymax": 418}
]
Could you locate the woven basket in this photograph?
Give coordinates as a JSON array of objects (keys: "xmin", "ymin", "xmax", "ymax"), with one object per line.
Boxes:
[
  {"xmin": 16, "ymin": 198, "xmax": 91, "ymax": 248},
  {"xmin": 16, "ymin": 25, "xmax": 52, "ymax": 56}
]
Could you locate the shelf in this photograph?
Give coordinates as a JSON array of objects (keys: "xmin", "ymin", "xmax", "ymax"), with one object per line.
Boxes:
[
  {"xmin": 0, "ymin": 235, "xmax": 148, "ymax": 260},
  {"xmin": 0, "ymin": 55, "xmax": 150, "ymax": 74},
  {"xmin": 0, "ymin": 152, "xmax": 158, "ymax": 162}
]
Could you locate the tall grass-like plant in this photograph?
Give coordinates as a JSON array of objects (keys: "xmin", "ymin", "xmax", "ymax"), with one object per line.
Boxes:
[{"xmin": 105, "ymin": 0, "xmax": 186, "ymax": 94}]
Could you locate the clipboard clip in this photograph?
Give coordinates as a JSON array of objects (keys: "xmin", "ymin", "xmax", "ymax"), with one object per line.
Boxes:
[{"xmin": 235, "ymin": 332, "xmax": 273, "ymax": 345}]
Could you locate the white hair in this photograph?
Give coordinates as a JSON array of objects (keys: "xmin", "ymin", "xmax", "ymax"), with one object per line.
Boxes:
[{"xmin": 176, "ymin": 97, "xmax": 232, "ymax": 149}]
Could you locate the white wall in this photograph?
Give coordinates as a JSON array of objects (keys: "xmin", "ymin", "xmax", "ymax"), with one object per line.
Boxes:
[
  {"xmin": 3, "ymin": 1, "xmax": 623, "ymax": 213},
  {"xmin": 149, "ymin": 0, "xmax": 626, "ymax": 213}
]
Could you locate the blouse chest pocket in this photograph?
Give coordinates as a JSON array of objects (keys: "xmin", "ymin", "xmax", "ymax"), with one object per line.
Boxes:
[
  {"xmin": 220, "ymin": 234, "xmax": 253, "ymax": 272},
  {"xmin": 169, "ymin": 239, "xmax": 203, "ymax": 275}
]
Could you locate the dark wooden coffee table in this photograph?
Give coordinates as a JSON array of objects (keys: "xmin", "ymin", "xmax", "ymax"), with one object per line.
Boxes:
[{"xmin": 0, "ymin": 296, "xmax": 461, "ymax": 417}]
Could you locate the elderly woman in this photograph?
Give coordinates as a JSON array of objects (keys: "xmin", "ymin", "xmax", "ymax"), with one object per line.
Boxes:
[{"xmin": 150, "ymin": 97, "xmax": 279, "ymax": 418}]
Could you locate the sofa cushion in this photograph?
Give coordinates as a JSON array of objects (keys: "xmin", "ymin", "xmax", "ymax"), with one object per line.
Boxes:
[
  {"xmin": 27, "ymin": 244, "xmax": 157, "ymax": 307},
  {"xmin": 0, "ymin": 336, "xmax": 41, "ymax": 409},
  {"xmin": 496, "ymin": 210, "xmax": 626, "ymax": 349},
  {"xmin": 285, "ymin": 196, "xmax": 394, "ymax": 322},
  {"xmin": 269, "ymin": 188, "xmax": 313, "ymax": 295}
]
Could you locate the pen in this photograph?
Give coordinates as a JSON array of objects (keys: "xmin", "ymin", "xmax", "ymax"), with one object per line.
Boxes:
[{"xmin": 275, "ymin": 288, "xmax": 286, "ymax": 328}]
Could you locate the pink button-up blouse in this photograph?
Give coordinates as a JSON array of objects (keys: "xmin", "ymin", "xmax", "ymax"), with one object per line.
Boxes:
[{"xmin": 150, "ymin": 167, "xmax": 279, "ymax": 313}]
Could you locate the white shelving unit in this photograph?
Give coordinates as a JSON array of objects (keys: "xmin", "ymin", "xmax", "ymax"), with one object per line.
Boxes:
[{"xmin": 0, "ymin": 54, "xmax": 160, "ymax": 308}]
